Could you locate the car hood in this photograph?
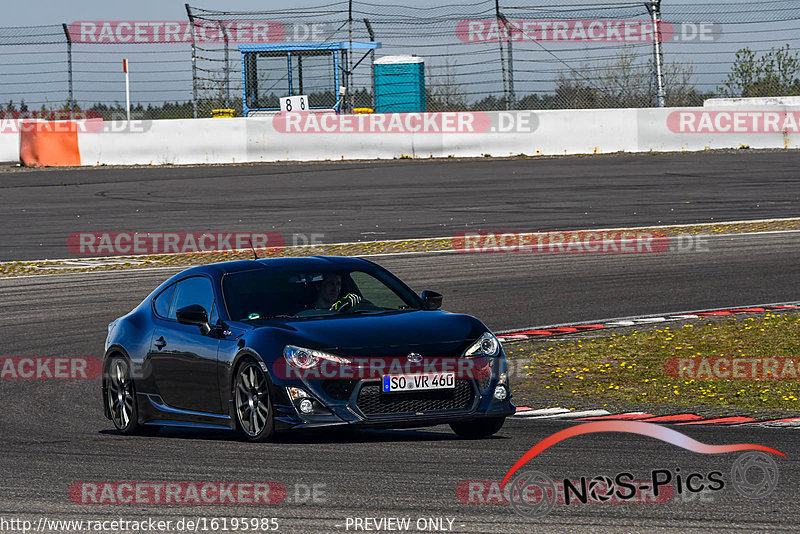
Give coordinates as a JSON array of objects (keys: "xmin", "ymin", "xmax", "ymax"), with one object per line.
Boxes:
[{"xmin": 249, "ymin": 310, "xmax": 488, "ymax": 357}]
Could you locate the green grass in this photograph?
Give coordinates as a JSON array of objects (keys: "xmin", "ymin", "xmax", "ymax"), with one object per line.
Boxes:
[{"xmin": 507, "ymin": 313, "xmax": 800, "ymax": 415}]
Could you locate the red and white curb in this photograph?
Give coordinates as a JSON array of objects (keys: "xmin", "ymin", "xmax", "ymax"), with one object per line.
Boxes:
[
  {"xmin": 497, "ymin": 302, "xmax": 800, "ymax": 342},
  {"xmin": 513, "ymin": 407, "xmax": 800, "ymax": 427}
]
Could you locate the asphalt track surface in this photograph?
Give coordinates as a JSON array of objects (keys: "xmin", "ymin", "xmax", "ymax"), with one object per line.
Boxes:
[
  {"xmin": 2, "ymin": 235, "xmax": 800, "ymax": 532},
  {"xmin": 1, "ymin": 150, "xmax": 800, "ymax": 261},
  {"xmin": 2, "ymin": 153, "xmax": 800, "ymax": 532}
]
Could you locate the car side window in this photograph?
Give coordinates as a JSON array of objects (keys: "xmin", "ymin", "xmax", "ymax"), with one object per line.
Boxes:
[
  {"xmin": 152, "ymin": 284, "xmax": 176, "ymax": 318},
  {"xmin": 168, "ymin": 276, "xmax": 215, "ymax": 321},
  {"xmin": 350, "ymin": 271, "xmax": 408, "ymax": 310}
]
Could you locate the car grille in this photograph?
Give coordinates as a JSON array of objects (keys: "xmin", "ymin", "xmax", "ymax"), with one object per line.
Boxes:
[{"xmin": 356, "ymin": 379, "xmax": 476, "ymax": 416}]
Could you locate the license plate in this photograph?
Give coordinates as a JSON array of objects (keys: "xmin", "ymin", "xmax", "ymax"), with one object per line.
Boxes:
[{"xmin": 382, "ymin": 373, "xmax": 456, "ymax": 393}]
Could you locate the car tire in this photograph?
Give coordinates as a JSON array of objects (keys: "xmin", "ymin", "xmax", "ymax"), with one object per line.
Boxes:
[
  {"xmin": 105, "ymin": 356, "xmax": 155, "ymax": 435},
  {"xmin": 233, "ymin": 358, "xmax": 275, "ymax": 442},
  {"xmin": 450, "ymin": 417, "xmax": 505, "ymax": 438}
]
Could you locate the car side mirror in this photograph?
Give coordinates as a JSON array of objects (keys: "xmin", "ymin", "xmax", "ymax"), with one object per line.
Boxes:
[
  {"xmin": 421, "ymin": 290, "xmax": 443, "ymax": 310},
  {"xmin": 176, "ymin": 304, "xmax": 211, "ymax": 335}
]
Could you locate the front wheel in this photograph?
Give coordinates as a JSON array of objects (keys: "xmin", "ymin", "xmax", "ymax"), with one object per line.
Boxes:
[
  {"xmin": 105, "ymin": 356, "xmax": 151, "ymax": 435},
  {"xmin": 450, "ymin": 417, "xmax": 505, "ymax": 438},
  {"xmin": 233, "ymin": 359, "xmax": 275, "ymax": 442}
]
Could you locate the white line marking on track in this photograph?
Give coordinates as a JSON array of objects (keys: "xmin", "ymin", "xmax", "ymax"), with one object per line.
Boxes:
[
  {"xmin": 515, "ymin": 407, "xmax": 571, "ymax": 417},
  {"xmin": 516, "ymin": 409, "xmax": 611, "ymax": 419},
  {"xmin": 759, "ymin": 420, "xmax": 800, "ymax": 428}
]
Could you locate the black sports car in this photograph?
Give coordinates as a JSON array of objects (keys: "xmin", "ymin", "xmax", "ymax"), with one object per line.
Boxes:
[{"xmin": 103, "ymin": 256, "xmax": 514, "ymax": 441}]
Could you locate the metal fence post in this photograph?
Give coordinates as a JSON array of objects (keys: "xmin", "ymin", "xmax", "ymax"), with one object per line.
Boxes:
[
  {"xmin": 219, "ymin": 21, "xmax": 230, "ymax": 109},
  {"xmin": 647, "ymin": 0, "xmax": 667, "ymax": 107},
  {"xmin": 347, "ymin": 0, "xmax": 354, "ymax": 113},
  {"xmin": 504, "ymin": 17, "xmax": 516, "ymax": 110},
  {"xmin": 364, "ymin": 18, "xmax": 375, "ymax": 109},
  {"xmin": 62, "ymin": 23, "xmax": 73, "ymax": 114},
  {"xmin": 495, "ymin": 0, "xmax": 510, "ymax": 110},
  {"xmin": 185, "ymin": 4, "xmax": 198, "ymax": 118}
]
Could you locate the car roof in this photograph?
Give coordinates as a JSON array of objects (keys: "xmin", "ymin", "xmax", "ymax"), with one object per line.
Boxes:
[{"xmin": 172, "ymin": 256, "xmax": 376, "ymax": 279}]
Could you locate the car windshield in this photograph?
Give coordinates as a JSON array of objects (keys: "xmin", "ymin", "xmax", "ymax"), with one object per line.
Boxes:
[{"xmin": 222, "ymin": 268, "xmax": 423, "ymax": 321}]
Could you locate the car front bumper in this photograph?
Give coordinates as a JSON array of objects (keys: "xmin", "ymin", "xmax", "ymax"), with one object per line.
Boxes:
[{"xmin": 271, "ymin": 375, "xmax": 515, "ymax": 433}]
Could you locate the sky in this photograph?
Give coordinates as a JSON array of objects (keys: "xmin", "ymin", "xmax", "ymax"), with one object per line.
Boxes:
[
  {"xmin": 1, "ymin": 1, "xmax": 795, "ymax": 111},
  {"xmin": 4, "ymin": 0, "xmax": 765, "ymax": 27}
]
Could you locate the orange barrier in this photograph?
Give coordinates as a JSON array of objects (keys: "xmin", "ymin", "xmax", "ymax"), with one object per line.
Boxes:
[{"xmin": 19, "ymin": 121, "xmax": 81, "ymax": 167}]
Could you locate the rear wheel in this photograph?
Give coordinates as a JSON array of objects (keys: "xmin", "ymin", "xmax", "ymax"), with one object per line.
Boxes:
[
  {"xmin": 450, "ymin": 417, "xmax": 505, "ymax": 438},
  {"xmin": 233, "ymin": 359, "xmax": 275, "ymax": 442},
  {"xmin": 105, "ymin": 356, "xmax": 153, "ymax": 435}
]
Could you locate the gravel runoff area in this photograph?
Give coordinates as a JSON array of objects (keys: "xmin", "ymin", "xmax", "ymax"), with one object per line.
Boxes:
[{"xmin": 507, "ymin": 310, "xmax": 800, "ymax": 420}]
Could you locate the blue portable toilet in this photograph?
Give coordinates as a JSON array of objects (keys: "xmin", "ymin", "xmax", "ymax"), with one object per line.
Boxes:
[{"xmin": 374, "ymin": 55, "xmax": 426, "ymax": 113}]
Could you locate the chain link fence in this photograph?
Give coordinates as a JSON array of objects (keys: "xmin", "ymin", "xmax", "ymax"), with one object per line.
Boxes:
[{"xmin": 1, "ymin": 1, "xmax": 799, "ymax": 119}]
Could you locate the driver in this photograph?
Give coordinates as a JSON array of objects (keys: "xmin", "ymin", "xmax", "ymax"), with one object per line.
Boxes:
[{"xmin": 311, "ymin": 273, "xmax": 361, "ymax": 311}]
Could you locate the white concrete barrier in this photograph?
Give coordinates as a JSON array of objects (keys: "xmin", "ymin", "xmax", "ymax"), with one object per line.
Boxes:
[
  {"xmin": 78, "ymin": 118, "xmax": 249, "ymax": 166},
  {"xmin": 0, "ymin": 136, "xmax": 18, "ymax": 162},
  {"xmin": 637, "ymin": 106, "xmax": 800, "ymax": 152},
  {"xmin": 7, "ymin": 105, "xmax": 799, "ymax": 166},
  {"xmin": 0, "ymin": 127, "xmax": 19, "ymax": 162}
]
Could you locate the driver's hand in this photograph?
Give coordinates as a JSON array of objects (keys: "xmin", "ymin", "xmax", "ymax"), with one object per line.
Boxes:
[{"xmin": 330, "ymin": 293, "xmax": 361, "ymax": 312}]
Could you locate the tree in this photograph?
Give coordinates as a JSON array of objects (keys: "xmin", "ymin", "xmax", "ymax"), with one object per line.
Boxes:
[
  {"xmin": 720, "ymin": 45, "xmax": 800, "ymax": 98},
  {"xmin": 661, "ymin": 60, "xmax": 710, "ymax": 107},
  {"xmin": 426, "ymin": 56, "xmax": 467, "ymax": 111},
  {"xmin": 543, "ymin": 46, "xmax": 703, "ymax": 109},
  {"xmin": 58, "ymin": 100, "xmax": 81, "ymax": 113},
  {"xmin": 470, "ymin": 94, "xmax": 504, "ymax": 111}
]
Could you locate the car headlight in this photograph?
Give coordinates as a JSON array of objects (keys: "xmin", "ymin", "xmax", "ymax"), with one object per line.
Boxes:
[
  {"xmin": 463, "ymin": 332, "xmax": 500, "ymax": 358},
  {"xmin": 283, "ymin": 345, "xmax": 351, "ymax": 369}
]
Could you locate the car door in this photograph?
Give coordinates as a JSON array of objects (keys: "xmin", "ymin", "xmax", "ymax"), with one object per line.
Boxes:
[{"xmin": 147, "ymin": 275, "xmax": 223, "ymax": 414}]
